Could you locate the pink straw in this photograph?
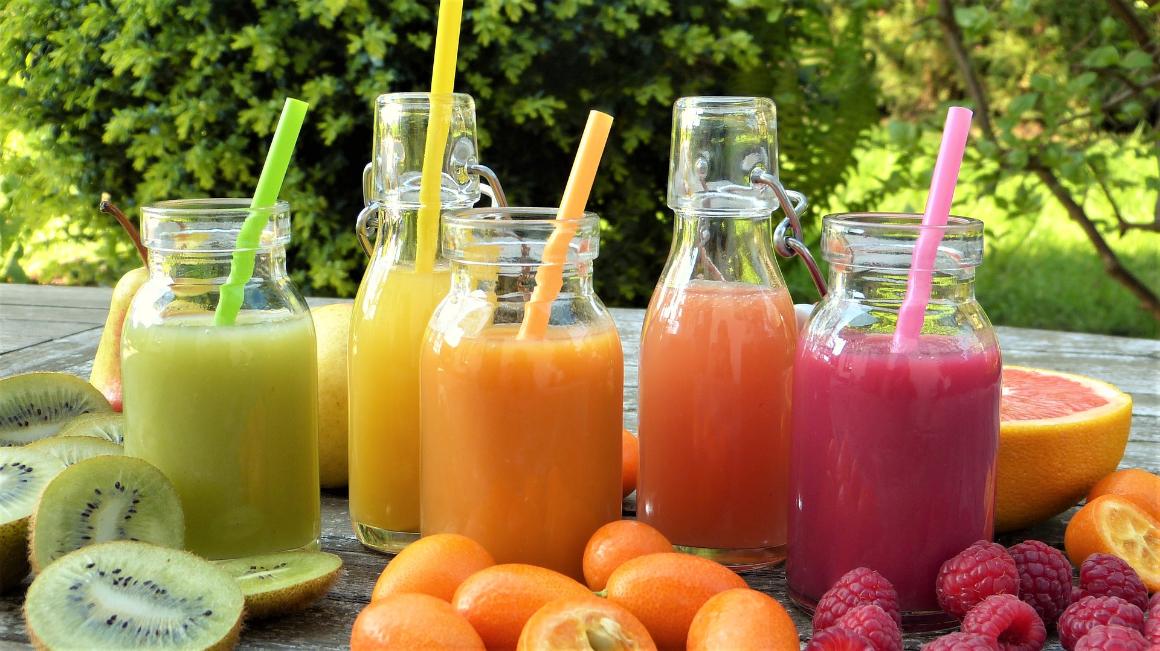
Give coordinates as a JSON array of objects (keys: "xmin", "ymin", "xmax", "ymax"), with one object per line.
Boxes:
[{"xmin": 892, "ymin": 106, "xmax": 973, "ymax": 353}]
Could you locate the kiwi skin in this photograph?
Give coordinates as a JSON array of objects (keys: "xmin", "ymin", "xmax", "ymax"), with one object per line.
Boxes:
[{"xmin": 217, "ymin": 551, "xmax": 343, "ymax": 619}]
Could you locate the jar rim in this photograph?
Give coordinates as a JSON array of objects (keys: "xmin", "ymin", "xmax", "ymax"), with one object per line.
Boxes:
[
  {"xmin": 674, "ymin": 96, "xmax": 776, "ymax": 111},
  {"xmin": 824, "ymin": 212, "xmax": 982, "ymax": 234},
  {"xmin": 143, "ymin": 198, "xmax": 289, "ymax": 217},
  {"xmin": 444, "ymin": 206, "xmax": 599, "ymax": 229},
  {"xmin": 376, "ymin": 91, "xmax": 475, "ymax": 106}
]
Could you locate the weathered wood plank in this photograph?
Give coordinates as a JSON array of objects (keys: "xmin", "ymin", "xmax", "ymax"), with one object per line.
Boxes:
[{"xmin": 0, "ymin": 284, "xmax": 1156, "ymax": 650}]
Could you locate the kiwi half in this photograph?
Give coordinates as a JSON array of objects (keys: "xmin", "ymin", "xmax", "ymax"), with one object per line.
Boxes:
[
  {"xmin": 0, "ymin": 448, "xmax": 66, "ymax": 591},
  {"xmin": 24, "ymin": 540, "xmax": 244, "ymax": 650},
  {"xmin": 57, "ymin": 412, "xmax": 125, "ymax": 444},
  {"xmin": 29, "ymin": 455, "xmax": 184, "ymax": 572},
  {"xmin": 25, "ymin": 435, "xmax": 123, "ymax": 466},
  {"xmin": 0, "ymin": 373, "xmax": 112, "ymax": 445},
  {"xmin": 216, "ymin": 550, "xmax": 342, "ymax": 618}
]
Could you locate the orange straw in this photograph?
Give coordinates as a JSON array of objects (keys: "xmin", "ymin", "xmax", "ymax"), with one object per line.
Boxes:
[
  {"xmin": 518, "ymin": 110, "xmax": 614, "ymax": 339},
  {"xmin": 415, "ymin": 0, "xmax": 464, "ymax": 273}
]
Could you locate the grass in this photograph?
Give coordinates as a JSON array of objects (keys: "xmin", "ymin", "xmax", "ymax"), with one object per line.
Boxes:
[{"xmin": 809, "ymin": 130, "xmax": 1159, "ymax": 339}]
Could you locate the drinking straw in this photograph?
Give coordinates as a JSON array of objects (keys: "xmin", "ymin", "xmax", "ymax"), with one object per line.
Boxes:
[
  {"xmin": 518, "ymin": 110, "xmax": 614, "ymax": 339},
  {"xmin": 214, "ymin": 97, "xmax": 309, "ymax": 326},
  {"xmin": 414, "ymin": 0, "xmax": 464, "ymax": 274},
  {"xmin": 892, "ymin": 106, "xmax": 973, "ymax": 353}
]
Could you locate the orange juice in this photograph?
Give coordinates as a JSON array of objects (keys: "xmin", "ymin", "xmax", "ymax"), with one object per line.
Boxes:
[
  {"xmin": 349, "ymin": 262, "xmax": 450, "ymax": 549},
  {"xmin": 638, "ymin": 280, "xmax": 796, "ymax": 565},
  {"xmin": 420, "ymin": 323, "xmax": 623, "ymax": 580}
]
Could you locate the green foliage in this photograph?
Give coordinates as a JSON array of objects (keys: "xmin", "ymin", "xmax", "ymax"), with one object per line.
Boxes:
[{"xmin": 0, "ymin": 0, "xmax": 877, "ymax": 304}]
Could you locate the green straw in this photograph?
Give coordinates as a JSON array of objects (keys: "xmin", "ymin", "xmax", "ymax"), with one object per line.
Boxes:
[{"xmin": 214, "ymin": 97, "xmax": 309, "ymax": 326}]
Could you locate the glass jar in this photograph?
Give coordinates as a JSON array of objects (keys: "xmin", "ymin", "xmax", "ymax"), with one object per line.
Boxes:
[
  {"xmin": 420, "ymin": 207, "xmax": 623, "ymax": 581},
  {"xmin": 348, "ymin": 92, "xmax": 483, "ymax": 553},
  {"xmin": 122, "ymin": 198, "xmax": 320, "ymax": 560},
  {"xmin": 786, "ymin": 213, "xmax": 1001, "ymax": 630},
  {"xmin": 637, "ymin": 96, "xmax": 802, "ymax": 568}
]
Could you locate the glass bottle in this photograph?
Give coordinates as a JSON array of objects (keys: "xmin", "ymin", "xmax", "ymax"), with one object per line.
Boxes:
[
  {"xmin": 637, "ymin": 96, "xmax": 804, "ymax": 568},
  {"xmin": 348, "ymin": 92, "xmax": 485, "ymax": 553},
  {"xmin": 122, "ymin": 198, "xmax": 320, "ymax": 560},
  {"xmin": 786, "ymin": 213, "xmax": 1001, "ymax": 630},
  {"xmin": 420, "ymin": 207, "xmax": 623, "ymax": 581}
]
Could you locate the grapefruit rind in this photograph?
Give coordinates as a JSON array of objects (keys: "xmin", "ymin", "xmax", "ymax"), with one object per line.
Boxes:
[{"xmin": 995, "ymin": 366, "xmax": 1133, "ymax": 532}]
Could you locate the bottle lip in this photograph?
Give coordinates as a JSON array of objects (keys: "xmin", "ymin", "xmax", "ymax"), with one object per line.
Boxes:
[
  {"xmin": 141, "ymin": 198, "xmax": 291, "ymax": 252},
  {"xmin": 442, "ymin": 207, "xmax": 601, "ymax": 265},
  {"xmin": 673, "ymin": 96, "xmax": 776, "ymax": 111}
]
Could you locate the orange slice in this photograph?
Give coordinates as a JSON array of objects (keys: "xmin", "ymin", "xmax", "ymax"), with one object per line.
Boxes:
[
  {"xmin": 996, "ymin": 366, "xmax": 1133, "ymax": 532},
  {"xmin": 1064, "ymin": 495, "xmax": 1160, "ymax": 592}
]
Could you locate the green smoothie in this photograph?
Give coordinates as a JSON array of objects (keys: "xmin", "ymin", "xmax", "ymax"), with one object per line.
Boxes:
[{"xmin": 122, "ymin": 313, "xmax": 321, "ymax": 560}]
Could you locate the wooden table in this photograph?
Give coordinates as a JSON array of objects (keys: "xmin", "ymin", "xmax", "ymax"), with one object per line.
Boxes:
[{"xmin": 1, "ymin": 283, "xmax": 1156, "ymax": 650}]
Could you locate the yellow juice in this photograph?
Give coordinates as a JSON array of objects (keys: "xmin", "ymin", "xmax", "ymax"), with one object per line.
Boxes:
[
  {"xmin": 349, "ymin": 262, "xmax": 450, "ymax": 546},
  {"xmin": 122, "ymin": 314, "xmax": 321, "ymax": 560}
]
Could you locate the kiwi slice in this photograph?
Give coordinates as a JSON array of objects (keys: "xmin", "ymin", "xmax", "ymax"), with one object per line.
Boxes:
[
  {"xmin": 26, "ymin": 436, "xmax": 123, "ymax": 466},
  {"xmin": 57, "ymin": 412, "xmax": 126, "ymax": 444},
  {"xmin": 0, "ymin": 448, "xmax": 67, "ymax": 591},
  {"xmin": 0, "ymin": 373, "xmax": 112, "ymax": 445},
  {"xmin": 24, "ymin": 540, "xmax": 244, "ymax": 650},
  {"xmin": 216, "ymin": 551, "xmax": 342, "ymax": 618},
  {"xmin": 29, "ymin": 455, "xmax": 184, "ymax": 572}
]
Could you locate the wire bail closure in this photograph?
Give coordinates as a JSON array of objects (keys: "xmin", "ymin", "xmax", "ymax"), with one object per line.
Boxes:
[
  {"xmin": 355, "ymin": 162, "xmax": 509, "ymax": 257},
  {"xmin": 751, "ymin": 169, "xmax": 827, "ymax": 298}
]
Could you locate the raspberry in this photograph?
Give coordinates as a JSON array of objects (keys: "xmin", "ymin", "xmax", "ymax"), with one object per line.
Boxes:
[
  {"xmin": 1074, "ymin": 624, "xmax": 1149, "ymax": 651},
  {"xmin": 835, "ymin": 604, "xmax": 902, "ymax": 651},
  {"xmin": 960, "ymin": 594, "xmax": 1047, "ymax": 651},
  {"xmin": 813, "ymin": 567, "xmax": 901, "ymax": 630},
  {"xmin": 936, "ymin": 540, "xmax": 1020, "ymax": 619},
  {"xmin": 1058, "ymin": 596, "xmax": 1146, "ymax": 650},
  {"xmin": 1145, "ymin": 597, "xmax": 1160, "ymax": 645},
  {"xmin": 921, "ymin": 633, "xmax": 1002, "ymax": 651},
  {"xmin": 1007, "ymin": 540, "xmax": 1073, "ymax": 625},
  {"xmin": 805, "ymin": 627, "xmax": 876, "ymax": 651},
  {"xmin": 1078, "ymin": 554, "xmax": 1149, "ymax": 611}
]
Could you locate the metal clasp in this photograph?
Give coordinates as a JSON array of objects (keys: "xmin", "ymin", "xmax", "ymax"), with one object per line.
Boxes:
[
  {"xmin": 355, "ymin": 162, "xmax": 509, "ymax": 257},
  {"xmin": 751, "ymin": 170, "xmax": 827, "ymax": 298}
]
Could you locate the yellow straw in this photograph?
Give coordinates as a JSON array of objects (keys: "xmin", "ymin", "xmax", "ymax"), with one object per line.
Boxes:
[
  {"xmin": 518, "ymin": 110, "xmax": 614, "ymax": 339},
  {"xmin": 415, "ymin": 0, "xmax": 463, "ymax": 273}
]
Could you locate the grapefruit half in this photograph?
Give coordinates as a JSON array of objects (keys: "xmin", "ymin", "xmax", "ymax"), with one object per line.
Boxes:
[{"xmin": 995, "ymin": 366, "xmax": 1133, "ymax": 532}]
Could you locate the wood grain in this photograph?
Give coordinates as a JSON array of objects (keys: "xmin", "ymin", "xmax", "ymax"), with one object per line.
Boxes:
[{"xmin": 0, "ymin": 284, "xmax": 1157, "ymax": 650}]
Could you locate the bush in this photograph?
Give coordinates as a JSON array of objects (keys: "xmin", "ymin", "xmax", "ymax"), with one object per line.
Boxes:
[{"xmin": 0, "ymin": 0, "xmax": 877, "ymax": 304}]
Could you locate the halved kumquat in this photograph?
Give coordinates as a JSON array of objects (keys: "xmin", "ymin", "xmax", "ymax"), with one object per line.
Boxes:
[
  {"xmin": 516, "ymin": 596, "xmax": 656, "ymax": 651},
  {"xmin": 1064, "ymin": 494, "xmax": 1160, "ymax": 592}
]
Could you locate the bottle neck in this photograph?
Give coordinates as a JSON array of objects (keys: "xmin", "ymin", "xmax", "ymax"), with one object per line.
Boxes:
[
  {"xmin": 828, "ymin": 265, "xmax": 977, "ymax": 303},
  {"xmin": 661, "ymin": 209, "xmax": 784, "ymax": 287},
  {"xmin": 148, "ymin": 247, "xmax": 290, "ymax": 285}
]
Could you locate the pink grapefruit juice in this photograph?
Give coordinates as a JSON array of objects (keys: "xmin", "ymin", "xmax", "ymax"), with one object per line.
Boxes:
[
  {"xmin": 638, "ymin": 281, "xmax": 796, "ymax": 554},
  {"xmin": 787, "ymin": 333, "xmax": 1001, "ymax": 613}
]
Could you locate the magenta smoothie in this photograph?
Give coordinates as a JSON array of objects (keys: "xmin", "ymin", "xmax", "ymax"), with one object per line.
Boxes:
[{"xmin": 786, "ymin": 333, "xmax": 1001, "ymax": 615}]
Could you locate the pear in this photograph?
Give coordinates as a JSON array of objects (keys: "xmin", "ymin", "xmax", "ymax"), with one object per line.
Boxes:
[
  {"xmin": 311, "ymin": 303, "xmax": 352, "ymax": 489},
  {"xmin": 89, "ymin": 199, "xmax": 149, "ymax": 412}
]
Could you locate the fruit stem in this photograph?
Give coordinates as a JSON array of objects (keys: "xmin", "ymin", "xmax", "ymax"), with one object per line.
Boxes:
[{"xmin": 99, "ymin": 197, "xmax": 148, "ymax": 265}]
